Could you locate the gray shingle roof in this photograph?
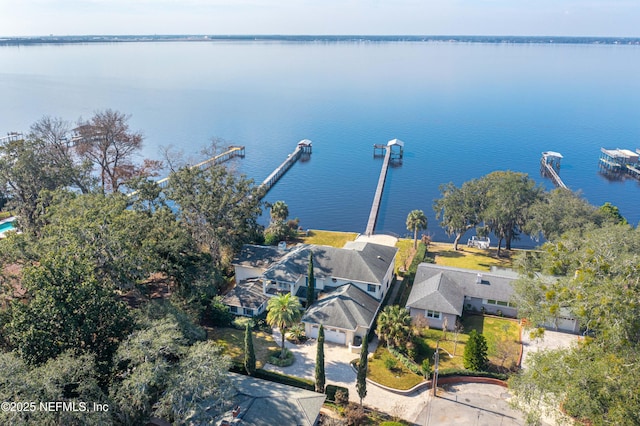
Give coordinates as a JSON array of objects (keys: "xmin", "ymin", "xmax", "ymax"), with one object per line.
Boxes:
[
  {"xmin": 302, "ymin": 284, "xmax": 379, "ymax": 331},
  {"xmin": 222, "ymin": 280, "xmax": 269, "ymax": 309},
  {"xmin": 406, "ymin": 263, "xmax": 517, "ymax": 315},
  {"xmin": 263, "ymin": 242, "xmax": 397, "ymax": 285},
  {"xmin": 222, "ymin": 373, "xmax": 326, "ymax": 426},
  {"xmin": 405, "ymin": 272, "xmax": 465, "ymax": 315},
  {"xmin": 232, "ymin": 244, "xmax": 286, "ymax": 269}
]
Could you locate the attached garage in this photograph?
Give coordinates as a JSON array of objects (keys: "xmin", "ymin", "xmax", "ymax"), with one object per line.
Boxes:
[
  {"xmin": 307, "ymin": 325, "xmax": 347, "ymax": 345},
  {"xmin": 302, "ymin": 284, "xmax": 379, "ymax": 347}
]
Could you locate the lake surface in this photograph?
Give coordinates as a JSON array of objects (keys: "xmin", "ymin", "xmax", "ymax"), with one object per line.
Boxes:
[{"xmin": 1, "ymin": 41, "xmax": 639, "ymax": 245}]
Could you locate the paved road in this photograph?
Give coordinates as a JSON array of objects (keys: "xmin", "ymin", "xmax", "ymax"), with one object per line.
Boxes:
[{"xmin": 416, "ymin": 383, "xmax": 529, "ymax": 426}]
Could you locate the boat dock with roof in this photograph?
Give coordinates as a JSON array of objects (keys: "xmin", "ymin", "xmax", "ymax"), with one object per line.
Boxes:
[
  {"xmin": 365, "ymin": 139, "xmax": 404, "ymax": 236},
  {"xmin": 599, "ymin": 148, "xmax": 640, "ymax": 180},
  {"xmin": 540, "ymin": 151, "xmax": 567, "ymax": 189}
]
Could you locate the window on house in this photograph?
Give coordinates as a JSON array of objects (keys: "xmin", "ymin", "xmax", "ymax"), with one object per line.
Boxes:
[
  {"xmin": 230, "ymin": 306, "xmax": 238, "ymax": 313},
  {"xmin": 484, "ymin": 299, "xmax": 515, "ymax": 308},
  {"xmin": 426, "ymin": 310, "xmax": 441, "ymax": 319},
  {"xmin": 367, "ymin": 284, "xmax": 377, "ymax": 293},
  {"xmin": 244, "ymin": 308, "xmax": 253, "ymax": 316},
  {"xmin": 332, "ymin": 278, "xmax": 337, "ymax": 283}
]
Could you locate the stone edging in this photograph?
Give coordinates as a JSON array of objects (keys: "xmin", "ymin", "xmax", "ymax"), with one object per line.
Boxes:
[{"xmin": 352, "ymin": 363, "xmax": 508, "ymax": 394}]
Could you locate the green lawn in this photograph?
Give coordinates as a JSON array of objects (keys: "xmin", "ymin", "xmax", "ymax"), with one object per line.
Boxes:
[
  {"xmin": 416, "ymin": 315, "xmax": 521, "ymax": 372},
  {"xmin": 394, "ymin": 239, "xmax": 415, "ymax": 275},
  {"xmin": 206, "ymin": 327, "xmax": 279, "ymax": 369},
  {"xmin": 368, "ymin": 315, "xmax": 521, "ymax": 389},
  {"xmin": 367, "ymin": 346, "xmax": 424, "ymax": 390},
  {"xmin": 428, "ymin": 242, "xmax": 513, "ymax": 271},
  {"xmin": 299, "ymin": 229, "xmax": 358, "ymax": 248}
]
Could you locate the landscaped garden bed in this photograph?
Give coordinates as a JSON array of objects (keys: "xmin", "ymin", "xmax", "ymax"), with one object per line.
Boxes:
[{"xmin": 367, "ymin": 314, "xmax": 521, "ymax": 390}]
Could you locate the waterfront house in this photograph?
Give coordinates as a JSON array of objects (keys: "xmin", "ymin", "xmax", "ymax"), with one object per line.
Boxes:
[
  {"xmin": 405, "ymin": 263, "xmax": 579, "ymax": 333},
  {"xmin": 226, "ymin": 241, "xmax": 397, "ymax": 346}
]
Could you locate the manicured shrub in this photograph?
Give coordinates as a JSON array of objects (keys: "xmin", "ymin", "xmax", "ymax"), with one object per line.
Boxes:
[
  {"xmin": 326, "ymin": 385, "xmax": 350, "ymax": 402},
  {"xmin": 268, "ymin": 348, "xmax": 294, "ymax": 367},
  {"xmin": 253, "ymin": 369, "xmax": 314, "ymax": 391}
]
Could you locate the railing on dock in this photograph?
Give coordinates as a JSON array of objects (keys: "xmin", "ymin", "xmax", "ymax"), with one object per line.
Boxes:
[
  {"xmin": 598, "ymin": 147, "xmax": 640, "ymax": 181},
  {"xmin": 365, "ymin": 139, "xmax": 404, "ymax": 236},
  {"xmin": 0, "ymin": 132, "xmax": 24, "ymax": 144},
  {"xmin": 540, "ymin": 151, "xmax": 567, "ymax": 189},
  {"xmin": 127, "ymin": 145, "xmax": 245, "ymax": 196},
  {"xmin": 258, "ymin": 140, "xmax": 312, "ymax": 196}
]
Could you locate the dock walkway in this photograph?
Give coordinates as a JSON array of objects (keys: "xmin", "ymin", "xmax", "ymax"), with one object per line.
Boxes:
[
  {"xmin": 259, "ymin": 140, "xmax": 312, "ymax": 195},
  {"xmin": 540, "ymin": 151, "xmax": 567, "ymax": 189},
  {"xmin": 365, "ymin": 148, "xmax": 391, "ymax": 236},
  {"xmin": 128, "ymin": 145, "xmax": 245, "ymax": 196},
  {"xmin": 365, "ymin": 139, "xmax": 404, "ymax": 236}
]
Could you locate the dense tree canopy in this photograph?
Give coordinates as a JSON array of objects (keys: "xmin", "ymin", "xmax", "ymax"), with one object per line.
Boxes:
[
  {"xmin": 165, "ymin": 163, "xmax": 263, "ymax": 268},
  {"xmin": 434, "ymin": 180, "xmax": 485, "ymax": 250},
  {"xmin": 511, "ymin": 224, "xmax": 640, "ymax": 424},
  {"xmin": 2, "ymin": 252, "xmax": 133, "ymax": 369},
  {"xmin": 524, "ymin": 188, "xmax": 605, "ymax": 242}
]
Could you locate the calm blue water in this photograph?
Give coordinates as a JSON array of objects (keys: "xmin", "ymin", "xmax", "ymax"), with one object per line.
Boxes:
[{"xmin": 1, "ymin": 41, "xmax": 639, "ymax": 245}]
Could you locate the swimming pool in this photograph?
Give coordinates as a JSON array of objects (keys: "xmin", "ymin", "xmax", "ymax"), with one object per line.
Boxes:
[{"xmin": 0, "ymin": 220, "xmax": 15, "ymax": 233}]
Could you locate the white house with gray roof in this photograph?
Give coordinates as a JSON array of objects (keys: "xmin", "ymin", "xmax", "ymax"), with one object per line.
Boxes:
[
  {"xmin": 406, "ymin": 263, "xmax": 580, "ymax": 333},
  {"xmin": 226, "ymin": 241, "xmax": 398, "ymax": 344}
]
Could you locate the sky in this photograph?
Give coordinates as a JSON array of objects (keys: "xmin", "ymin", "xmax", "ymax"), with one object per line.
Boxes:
[{"xmin": 0, "ymin": 0, "xmax": 638, "ymax": 38}]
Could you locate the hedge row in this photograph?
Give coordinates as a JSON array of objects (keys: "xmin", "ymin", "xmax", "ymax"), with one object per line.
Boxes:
[
  {"xmin": 438, "ymin": 368, "xmax": 508, "ymax": 381},
  {"xmin": 388, "ymin": 346, "xmax": 423, "ymax": 376},
  {"xmin": 228, "ymin": 364, "xmax": 315, "ymax": 391}
]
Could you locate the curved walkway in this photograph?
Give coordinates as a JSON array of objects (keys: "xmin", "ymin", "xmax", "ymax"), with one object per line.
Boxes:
[{"xmin": 264, "ymin": 329, "xmax": 429, "ymax": 422}]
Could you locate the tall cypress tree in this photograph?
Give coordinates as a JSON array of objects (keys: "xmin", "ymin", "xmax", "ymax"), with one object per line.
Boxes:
[
  {"xmin": 306, "ymin": 251, "xmax": 316, "ymax": 308},
  {"xmin": 244, "ymin": 322, "xmax": 256, "ymax": 376},
  {"xmin": 356, "ymin": 334, "xmax": 368, "ymax": 407},
  {"xmin": 315, "ymin": 325, "xmax": 325, "ymax": 393}
]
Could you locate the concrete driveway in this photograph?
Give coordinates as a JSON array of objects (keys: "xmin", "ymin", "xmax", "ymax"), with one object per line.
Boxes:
[
  {"xmin": 521, "ymin": 329, "xmax": 580, "ymax": 369},
  {"xmin": 265, "ymin": 329, "xmax": 429, "ymax": 423},
  {"xmin": 416, "ymin": 383, "xmax": 530, "ymax": 426}
]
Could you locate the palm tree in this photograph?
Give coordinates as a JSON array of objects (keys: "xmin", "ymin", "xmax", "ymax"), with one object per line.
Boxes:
[
  {"xmin": 376, "ymin": 305, "xmax": 412, "ymax": 348},
  {"xmin": 406, "ymin": 210, "xmax": 427, "ymax": 249},
  {"xmin": 266, "ymin": 293, "xmax": 302, "ymax": 359}
]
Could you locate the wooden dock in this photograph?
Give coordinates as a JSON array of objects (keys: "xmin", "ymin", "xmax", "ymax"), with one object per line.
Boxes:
[
  {"xmin": 365, "ymin": 139, "xmax": 404, "ymax": 236},
  {"xmin": 0, "ymin": 132, "xmax": 23, "ymax": 144},
  {"xmin": 259, "ymin": 140, "xmax": 312, "ymax": 195},
  {"xmin": 540, "ymin": 151, "xmax": 567, "ymax": 189},
  {"xmin": 599, "ymin": 148, "xmax": 640, "ymax": 181},
  {"xmin": 128, "ymin": 145, "xmax": 245, "ymax": 196}
]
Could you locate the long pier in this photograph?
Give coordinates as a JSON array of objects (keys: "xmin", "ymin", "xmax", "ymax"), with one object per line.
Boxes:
[
  {"xmin": 259, "ymin": 140, "xmax": 312, "ymax": 195},
  {"xmin": 128, "ymin": 145, "xmax": 245, "ymax": 196},
  {"xmin": 540, "ymin": 151, "xmax": 567, "ymax": 189},
  {"xmin": 365, "ymin": 139, "xmax": 404, "ymax": 236}
]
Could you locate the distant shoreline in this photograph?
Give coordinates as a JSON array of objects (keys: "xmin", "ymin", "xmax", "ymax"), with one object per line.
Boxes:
[{"xmin": 1, "ymin": 34, "xmax": 639, "ymax": 47}]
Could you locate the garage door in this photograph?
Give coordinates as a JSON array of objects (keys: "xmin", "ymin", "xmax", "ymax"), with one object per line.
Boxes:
[{"xmin": 324, "ymin": 327, "xmax": 346, "ymax": 345}]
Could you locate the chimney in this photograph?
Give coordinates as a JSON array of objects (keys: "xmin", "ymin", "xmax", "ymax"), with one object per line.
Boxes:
[{"xmin": 476, "ymin": 273, "xmax": 483, "ymax": 284}]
